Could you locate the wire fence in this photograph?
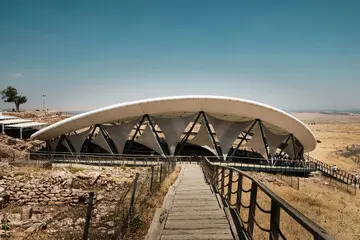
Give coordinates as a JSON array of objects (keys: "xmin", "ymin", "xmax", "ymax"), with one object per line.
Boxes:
[
  {"xmin": 25, "ymin": 160, "xmax": 177, "ymax": 240},
  {"xmin": 83, "ymin": 160, "xmax": 176, "ymax": 240}
]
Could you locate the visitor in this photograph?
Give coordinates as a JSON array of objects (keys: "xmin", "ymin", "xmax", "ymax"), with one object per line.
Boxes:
[
  {"xmin": 332, "ymin": 165, "xmax": 338, "ymax": 175},
  {"xmin": 354, "ymin": 174, "xmax": 359, "ymax": 186}
]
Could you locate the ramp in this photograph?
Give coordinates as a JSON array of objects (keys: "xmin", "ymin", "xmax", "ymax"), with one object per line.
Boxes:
[{"xmin": 161, "ymin": 164, "xmax": 233, "ymax": 240}]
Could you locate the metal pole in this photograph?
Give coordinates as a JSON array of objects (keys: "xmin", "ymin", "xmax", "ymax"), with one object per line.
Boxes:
[
  {"xmin": 42, "ymin": 94, "xmax": 46, "ymax": 111},
  {"xmin": 83, "ymin": 192, "xmax": 94, "ymax": 240},
  {"xmin": 258, "ymin": 119, "xmax": 270, "ymax": 160},
  {"xmin": 129, "ymin": 173, "xmax": 140, "ymax": 221},
  {"xmin": 248, "ymin": 182, "xmax": 258, "ymax": 237},
  {"xmin": 270, "ymin": 200, "xmax": 280, "ymax": 240}
]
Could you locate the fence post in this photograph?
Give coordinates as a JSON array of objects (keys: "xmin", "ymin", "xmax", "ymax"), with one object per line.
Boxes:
[
  {"xmin": 270, "ymin": 200, "xmax": 280, "ymax": 240},
  {"xmin": 236, "ymin": 174, "xmax": 243, "ymax": 213},
  {"xmin": 297, "ymin": 176, "xmax": 300, "ymax": 190},
  {"xmin": 247, "ymin": 182, "xmax": 258, "ymax": 237},
  {"xmin": 214, "ymin": 165, "xmax": 219, "ymax": 188},
  {"xmin": 159, "ymin": 164, "xmax": 163, "ymax": 183},
  {"xmin": 83, "ymin": 192, "xmax": 94, "ymax": 240},
  {"xmin": 129, "ymin": 173, "xmax": 140, "ymax": 225},
  {"xmin": 228, "ymin": 169, "xmax": 233, "ymax": 203},
  {"xmin": 150, "ymin": 166, "xmax": 154, "ymax": 192}
]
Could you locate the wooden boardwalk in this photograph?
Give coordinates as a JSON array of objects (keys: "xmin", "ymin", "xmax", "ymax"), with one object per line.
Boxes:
[{"xmin": 160, "ymin": 164, "xmax": 233, "ymax": 240}]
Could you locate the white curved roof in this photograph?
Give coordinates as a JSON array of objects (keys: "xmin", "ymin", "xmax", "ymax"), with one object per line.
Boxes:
[{"xmin": 30, "ymin": 96, "xmax": 316, "ymax": 152}]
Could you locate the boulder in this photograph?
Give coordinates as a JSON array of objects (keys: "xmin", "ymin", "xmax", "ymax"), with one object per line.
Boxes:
[
  {"xmin": 106, "ymin": 221, "xmax": 115, "ymax": 227},
  {"xmin": 90, "ymin": 172, "xmax": 101, "ymax": 186},
  {"xmin": 21, "ymin": 206, "xmax": 33, "ymax": 221},
  {"xmin": 75, "ymin": 218, "xmax": 85, "ymax": 225},
  {"xmin": 8, "ymin": 213, "xmax": 21, "ymax": 223}
]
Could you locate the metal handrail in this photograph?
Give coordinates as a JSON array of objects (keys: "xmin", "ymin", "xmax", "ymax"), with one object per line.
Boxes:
[
  {"xmin": 201, "ymin": 156, "xmax": 334, "ymax": 240},
  {"xmin": 306, "ymin": 155, "xmax": 359, "ymax": 186}
]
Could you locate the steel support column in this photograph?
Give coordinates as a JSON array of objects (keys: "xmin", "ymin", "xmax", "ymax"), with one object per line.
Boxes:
[
  {"xmin": 131, "ymin": 115, "xmax": 146, "ymax": 141},
  {"xmin": 201, "ymin": 112, "xmax": 222, "ymax": 157},
  {"xmin": 279, "ymin": 134, "xmax": 291, "ymax": 157},
  {"xmin": 146, "ymin": 114, "xmax": 168, "ymax": 156},
  {"xmin": 63, "ymin": 135, "xmax": 75, "ymax": 154},
  {"xmin": 229, "ymin": 119, "xmax": 258, "ymax": 159},
  {"xmin": 176, "ymin": 112, "xmax": 202, "ymax": 155},
  {"xmin": 84, "ymin": 125, "xmax": 98, "ymax": 153},
  {"xmin": 98, "ymin": 125, "xmax": 115, "ymax": 154},
  {"xmin": 258, "ymin": 119, "xmax": 270, "ymax": 161}
]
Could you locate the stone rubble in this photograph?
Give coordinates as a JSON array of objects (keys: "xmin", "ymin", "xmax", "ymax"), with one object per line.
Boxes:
[{"xmin": 0, "ymin": 165, "xmax": 148, "ymax": 239}]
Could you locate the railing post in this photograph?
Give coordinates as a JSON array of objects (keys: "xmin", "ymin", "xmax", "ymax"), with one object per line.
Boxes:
[
  {"xmin": 270, "ymin": 200, "xmax": 280, "ymax": 240},
  {"xmin": 221, "ymin": 168, "xmax": 225, "ymax": 196},
  {"xmin": 150, "ymin": 166, "xmax": 154, "ymax": 193},
  {"xmin": 213, "ymin": 165, "xmax": 219, "ymax": 189},
  {"xmin": 236, "ymin": 174, "xmax": 243, "ymax": 213},
  {"xmin": 228, "ymin": 169, "xmax": 233, "ymax": 203},
  {"xmin": 83, "ymin": 192, "xmax": 94, "ymax": 240},
  {"xmin": 159, "ymin": 164, "xmax": 163, "ymax": 183},
  {"xmin": 247, "ymin": 182, "xmax": 258, "ymax": 237}
]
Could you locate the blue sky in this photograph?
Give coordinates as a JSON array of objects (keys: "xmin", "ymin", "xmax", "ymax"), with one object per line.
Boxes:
[{"xmin": 0, "ymin": 0, "xmax": 359, "ymax": 111}]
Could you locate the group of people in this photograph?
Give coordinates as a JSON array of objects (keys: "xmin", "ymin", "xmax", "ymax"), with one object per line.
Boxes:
[
  {"xmin": 332, "ymin": 164, "xmax": 359, "ymax": 186},
  {"xmin": 270, "ymin": 154, "xmax": 305, "ymax": 167}
]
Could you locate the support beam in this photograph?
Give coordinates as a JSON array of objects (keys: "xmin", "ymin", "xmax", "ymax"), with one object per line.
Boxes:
[
  {"xmin": 258, "ymin": 119, "xmax": 270, "ymax": 160},
  {"xmin": 201, "ymin": 112, "xmax": 222, "ymax": 157},
  {"xmin": 84, "ymin": 125, "xmax": 98, "ymax": 152},
  {"xmin": 146, "ymin": 115, "xmax": 168, "ymax": 155},
  {"xmin": 19, "ymin": 128, "xmax": 23, "ymax": 139},
  {"xmin": 176, "ymin": 112, "xmax": 201, "ymax": 155},
  {"xmin": 131, "ymin": 115, "xmax": 146, "ymax": 141},
  {"xmin": 98, "ymin": 125, "xmax": 114, "ymax": 154},
  {"xmin": 297, "ymin": 146, "xmax": 304, "ymax": 160},
  {"xmin": 279, "ymin": 134, "xmax": 291, "ymax": 157},
  {"xmin": 64, "ymin": 136, "xmax": 76, "ymax": 153},
  {"xmin": 229, "ymin": 119, "xmax": 258, "ymax": 159}
]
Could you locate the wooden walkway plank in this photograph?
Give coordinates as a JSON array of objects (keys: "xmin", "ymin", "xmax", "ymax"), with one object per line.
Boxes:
[{"xmin": 160, "ymin": 164, "xmax": 233, "ymax": 240}]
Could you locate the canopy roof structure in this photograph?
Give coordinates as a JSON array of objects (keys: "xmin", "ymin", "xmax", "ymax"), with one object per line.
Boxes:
[
  {"xmin": 30, "ymin": 96, "xmax": 316, "ymax": 159},
  {"xmin": 0, "ymin": 115, "xmax": 17, "ymax": 120},
  {"xmin": 0, "ymin": 119, "xmax": 32, "ymax": 125},
  {"xmin": 7, "ymin": 122, "xmax": 47, "ymax": 129}
]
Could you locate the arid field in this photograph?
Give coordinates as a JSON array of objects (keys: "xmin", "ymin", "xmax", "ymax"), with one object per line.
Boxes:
[
  {"xmin": 255, "ymin": 112, "xmax": 360, "ymax": 239},
  {"xmin": 293, "ymin": 112, "xmax": 360, "ymax": 174}
]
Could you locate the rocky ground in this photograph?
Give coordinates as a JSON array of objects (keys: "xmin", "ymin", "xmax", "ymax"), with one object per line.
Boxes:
[
  {"xmin": 3, "ymin": 111, "xmax": 70, "ymax": 125},
  {"xmin": 0, "ymin": 163, "xmax": 148, "ymax": 239},
  {"xmin": 0, "ymin": 111, "xmax": 70, "ymax": 162}
]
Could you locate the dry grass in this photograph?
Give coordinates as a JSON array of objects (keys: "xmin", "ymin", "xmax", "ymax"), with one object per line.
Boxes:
[
  {"xmin": 125, "ymin": 166, "xmax": 181, "ymax": 239},
  {"xmin": 221, "ymin": 169, "xmax": 360, "ymax": 240},
  {"xmin": 293, "ymin": 112, "xmax": 360, "ymax": 174}
]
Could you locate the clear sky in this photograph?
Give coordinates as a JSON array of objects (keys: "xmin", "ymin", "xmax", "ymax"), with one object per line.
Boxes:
[{"xmin": 0, "ymin": 0, "xmax": 359, "ymax": 111}]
